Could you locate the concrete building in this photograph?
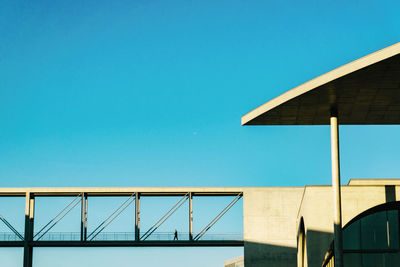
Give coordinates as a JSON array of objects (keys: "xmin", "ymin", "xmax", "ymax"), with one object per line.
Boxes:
[
  {"xmin": 241, "ymin": 42, "xmax": 400, "ymax": 267},
  {"xmin": 242, "ymin": 179, "xmax": 400, "ymax": 267}
]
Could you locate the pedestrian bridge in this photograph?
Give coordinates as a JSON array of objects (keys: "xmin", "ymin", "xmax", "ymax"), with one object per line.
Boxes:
[{"xmin": 0, "ymin": 187, "xmax": 244, "ymax": 267}]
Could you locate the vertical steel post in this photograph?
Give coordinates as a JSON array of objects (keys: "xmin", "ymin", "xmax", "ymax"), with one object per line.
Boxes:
[
  {"xmin": 23, "ymin": 192, "xmax": 34, "ymax": 267},
  {"xmin": 84, "ymin": 193, "xmax": 88, "ymax": 241},
  {"xmin": 189, "ymin": 192, "xmax": 193, "ymax": 241},
  {"xmin": 81, "ymin": 193, "xmax": 88, "ymax": 241},
  {"xmin": 135, "ymin": 192, "xmax": 140, "ymax": 241},
  {"xmin": 330, "ymin": 113, "xmax": 343, "ymax": 267},
  {"xmin": 81, "ymin": 193, "xmax": 84, "ymax": 241}
]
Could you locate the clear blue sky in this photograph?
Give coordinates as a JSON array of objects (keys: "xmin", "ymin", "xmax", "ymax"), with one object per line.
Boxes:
[{"xmin": 1, "ymin": 0, "xmax": 400, "ymax": 266}]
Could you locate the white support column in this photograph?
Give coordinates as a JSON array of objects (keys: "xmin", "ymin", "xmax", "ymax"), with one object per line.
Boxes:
[{"xmin": 330, "ymin": 115, "xmax": 343, "ymax": 267}]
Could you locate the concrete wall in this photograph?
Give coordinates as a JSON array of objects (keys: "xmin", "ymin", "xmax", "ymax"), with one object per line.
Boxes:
[
  {"xmin": 297, "ymin": 184, "xmax": 400, "ymax": 267},
  {"xmin": 296, "ymin": 186, "xmax": 334, "ymax": 267},
  {"xmin": 243, "ymin": 188, "xmax": 304, "ymax": 267},
  {"xmin": 241, "ymin": 180, "xmax": 400, "ymax": 267},
  {"xmin": 224, "ymin": 256, "xmax": 244, "ymax": 267}
]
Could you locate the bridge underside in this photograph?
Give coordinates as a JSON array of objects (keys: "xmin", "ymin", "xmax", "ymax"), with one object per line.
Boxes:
[{"xmin": 0, "ymin": 240, "xmax": 243, "ymax": 247}]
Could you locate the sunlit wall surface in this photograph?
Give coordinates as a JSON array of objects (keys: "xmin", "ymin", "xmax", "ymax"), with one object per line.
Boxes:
[{"xmin": 224, "ymin": 255, "xmax": 244, "ymax": 267}]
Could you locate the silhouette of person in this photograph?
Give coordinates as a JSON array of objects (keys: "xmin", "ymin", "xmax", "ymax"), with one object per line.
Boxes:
[{"xmin": 174, "ymin": 229, "xmax": 178, "ymax": 240}]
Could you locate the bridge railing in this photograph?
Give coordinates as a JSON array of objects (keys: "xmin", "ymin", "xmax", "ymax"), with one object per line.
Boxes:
[
  {"xmin": 0, "ymin": 232, "xmax": 22, "ymax": 241},
  {"xmin": 0, "ymin": 232, "xmax": 243, "ymax": 242}
]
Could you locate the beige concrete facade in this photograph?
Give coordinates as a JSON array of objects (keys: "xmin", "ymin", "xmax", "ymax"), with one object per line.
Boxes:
[
  {"xmin": 224, "ymin": 256, "xmax": 244, "ymax": 267},
  {"xmin": 243, "ymin": 187, "xmax": 304, "ymax": 267},
  {"xmin": 239, "ymin": 179, "xmax": 400, "ymax": 267},
  {"xmin": 297, "ymin": 181, "xmax": 400, "ymax": 267}
]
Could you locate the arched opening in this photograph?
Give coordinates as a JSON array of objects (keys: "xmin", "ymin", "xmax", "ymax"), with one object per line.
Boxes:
[{"xmin": 323, "ymin": 202, "xmax": 400, "ymax": 267}]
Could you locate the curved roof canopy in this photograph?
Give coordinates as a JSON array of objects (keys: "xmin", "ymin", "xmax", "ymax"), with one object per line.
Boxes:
[{"xmin": 242, "ymin": 42, "xmax": 400, "ymax": 125}]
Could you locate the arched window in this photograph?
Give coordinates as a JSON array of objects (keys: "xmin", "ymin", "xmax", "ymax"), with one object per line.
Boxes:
[{"xmin": 342, "ymin": 202, "xmax": 400, "ymax": 266}]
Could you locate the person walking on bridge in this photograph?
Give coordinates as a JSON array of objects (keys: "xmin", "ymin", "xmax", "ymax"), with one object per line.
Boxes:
[{"xmin": 174, "ymin": 229, "xmax": 178, "ymax": 240}]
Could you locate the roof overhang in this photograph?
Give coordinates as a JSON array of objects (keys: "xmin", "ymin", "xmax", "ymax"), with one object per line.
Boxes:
[{"xmin": 242, "ymin": 42, "xmax": 400, "ymax": 125}]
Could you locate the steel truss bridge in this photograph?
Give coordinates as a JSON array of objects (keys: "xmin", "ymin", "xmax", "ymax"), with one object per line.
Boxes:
[{"xmin": 0, "ymin": 187, "xmax": 243, "ymax": 267}]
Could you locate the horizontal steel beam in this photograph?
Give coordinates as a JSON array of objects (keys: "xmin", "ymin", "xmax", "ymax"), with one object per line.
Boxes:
[
  {"xmin": 0, "ymin": 240, "xmax": 243, "ymax": 247},
  {"xmin": 0, "ymin": 188, "xmax": 244, "ymax": 197},
  {"xmin": 0, "ymin": 241, "xmax": 24, "ymax": 247}
]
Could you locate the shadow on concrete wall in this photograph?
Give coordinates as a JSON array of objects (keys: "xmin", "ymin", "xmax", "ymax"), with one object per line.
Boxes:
[
  {"xmin": 244, "ymin": 241, "xmax": 297, "ymax": 267},
  {"xmin": 244, "ymin": 230, "xmax": 333, "ymax": 267},
  {"xmin": 306, "ymin": 230, "xmax": 332, "ymax": 267}
]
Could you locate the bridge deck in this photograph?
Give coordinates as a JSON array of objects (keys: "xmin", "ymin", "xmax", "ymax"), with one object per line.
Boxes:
[{"xmin": 0, "ymin": 240, "xmax": 243, "ymax": 247}]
